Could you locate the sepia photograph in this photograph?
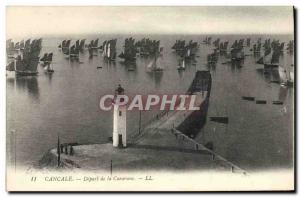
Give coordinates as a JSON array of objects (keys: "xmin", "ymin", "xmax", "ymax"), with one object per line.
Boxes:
[{"xmin": 5, "ymin": 6, "xmax": 294, "ymax": 191}]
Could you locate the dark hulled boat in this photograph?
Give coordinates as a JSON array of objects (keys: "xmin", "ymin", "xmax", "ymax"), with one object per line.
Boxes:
[
  {"xmin": 79, "ymin": 39, "xmax": 86, "ymax": 51},
  {"xmin": 61, "ymin": 40, "xmax": 71, "ymax": 55},
  {"xmin": 172, "ymin": 40, "xmax": 199, "ymax": 62},
  {"xmin": 219, "ymin": 41, "xmax": 229, "ymax": 53},
  {"xmin": 207, "ymin": 49, "xmax": 218, "ymax": 64},
  {"xmin": 287, "ymin": 40, "xmax": 294, "ymax": 53},
  {"xmin": 40, "ymin": 53, "xmax": 54, "ymax": 73},
  {"xmin": 119, "ymin": 37, "xmax": 137, "ymax": 62},
  {"xmin": 203, "ymin": 37, "xmax": 212, "ymax": 45},
  {"xmin": 90, "ymin": 38, "xmax": 99, "ymax": 49},
  {"xmin": 176, "ymin": 71, "xmax": 212, "ymax": 139},
  {"xmin": 136, "ymin": 38, "xmax": 161, "ymax": 57},
  {"xmin": 69, "ymin": 45, "xmax": 80, "ymax": 58}
]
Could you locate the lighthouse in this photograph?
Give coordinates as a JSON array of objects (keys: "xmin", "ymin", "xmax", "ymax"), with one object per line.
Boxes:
[{"xmin": 113, "ymin": 84, "xmax": 127, "ymax": 148}]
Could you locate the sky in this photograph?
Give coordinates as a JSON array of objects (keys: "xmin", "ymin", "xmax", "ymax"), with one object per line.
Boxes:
[{"xmin": 6, "ymin": 6, "xmax": 294, "ymax": 38}]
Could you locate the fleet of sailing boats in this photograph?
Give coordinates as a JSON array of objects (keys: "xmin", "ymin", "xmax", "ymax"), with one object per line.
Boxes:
[
  {"xmin": 6, "ymin": 36, "xmax": 294, "ymax": 90},
  {"xmin": 6, "ymin": 39, "xmax": 42, "ymax": 76},
  {"xmin": 135, "ymin": 38, "xmax": 162, "ymax": 57},
  {"xmin": 256, "ymin": 39, "xmax": 283, "ymax": 69},
  {"xmin": 172, "ymin": 40, "xmax": 199, "ymax": 63}
]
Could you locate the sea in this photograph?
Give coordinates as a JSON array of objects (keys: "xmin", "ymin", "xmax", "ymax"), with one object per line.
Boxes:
[{"xmin": 6, "ymin": 34, "xmax": 294, "ymax": 172}]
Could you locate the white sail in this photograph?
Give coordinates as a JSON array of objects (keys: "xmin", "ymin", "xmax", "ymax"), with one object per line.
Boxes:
[
  {"xmin": 44, "ymin": 63, "xmax": 53, "ymax": 71},
  {"xmin": 290, "ymin": 71, "xmax": 294, "ymax": 82},
  {"xmin": 107, "ymin": 43, "xmax": 111, "ymax": 58},
  {"xmin": 187, "ymin": 49, "xmax": 191, "ymax": 57},
  {"xmin": 147, "ymin": 60, "xmax": 154, "ymax": 69},
  {"xmin": 102, "ymin": 43, "xmax": 106, "ymax": 57},
  {"xmin": 278, "ymin": 66, "xmax": 287, "ymax": 83},
  {"xmin": 155, "ymin": 57, "xmax": 163, "ymax": 69}
]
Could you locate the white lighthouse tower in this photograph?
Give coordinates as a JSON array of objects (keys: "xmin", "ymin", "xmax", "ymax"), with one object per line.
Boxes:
[{"xmin": 113, "ymin": 84, "xmax": 127, "ymax": 148}]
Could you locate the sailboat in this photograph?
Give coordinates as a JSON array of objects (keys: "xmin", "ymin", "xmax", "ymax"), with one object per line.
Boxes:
[
  {"xmin": 91, "ymin": 39, "xmax": 99, "ymax": 49},
  {"xmin": 19, "ymin": 40, "xmax": 25, "ymax": 50},
  {"xmin": 88, "ymin": 45, "xmax": 93, "ymax": 58},
  {"xmin": 15, "ymin": 42, "xmax": 20, "ymax": 50},
  {"xmin": 287, "ymin": 40, "xmax": 294, "ymax": 53},
  {"xmin": 177, "ymin": 59, "xmax": 185, "ymax": 70},
  {"xmin": 256, "ymin": 47, "xmax": 279, "ymax": 69},
  {"xmin": 278, "ymin": 66, "xmax": 294, "ymax": 86},
  {"xmin": 6, "ymin": 39, "xmax": 42, "ymax": 76},
  {"xmin": 231, "ymin": 48, "xmax": 244, "ymax": 61},
  {"xmin": 207, "ymin": 49, "xmax": 218, "ymax": 64},
  {"xmin": 213, "ymin": 38, "xmax": 220, "ymax": 49},
  {"xmin": 246, "ymin": 38, "xmax": 251, "ymax": 47},
  {"xmin": 220, "ymin": 41, "xmax": 229, "ymax": 53},
  {"xmin": 69, "ymin": 45, "xmax": 79, "ymax": 58},
  {"xmin": 147, "ymin": 55, "xmax": 163, "ymax": 72},
  {"xmin": 79, "ymin": 39, "xmax": 85, "ymax": 51},
  {"xmin": 75, "ymin": 40, "xmax": 81, "ymax": 51},
  {"xmin": 107, "ymin": 43, "xmax": 111, "ymax": 59},
  {"xmin": 278, "ymin": 66, "xmax": 287, "ymax": 84},
  {"xmin": 264, "ymin": 50, "xmax": 280, "ymax": 69},
  {"xmin": 62, "ymin": 40, "xmax": 71, "ymax": 56},
  {"xmin": 203, "ymin": 37, "xmax": 212, "ymax": 45},
  {"xmin": 58, "ymin": 40, "xmax": 65, "ymax": 48},
  {"xmin": 6, "ymin": 39, "xmax": 17, "ymax": 58},
  {"xmin": 172, "ymin": 40, "xmax": 186, "ymax": 53},
  {"xmin": 44, "ymin": 62, "xmax": 54, "ymax": 73},
  {"xmin": 119, "ymin": 37, "xmax": 137, "ymax": 62},
  {"xmin": 40, "ymin": 53, "xmax": 53, "ymax": 66},
  {"xmin": 103, "ymin": 39, "xmax": 117, "ymax": 61}
]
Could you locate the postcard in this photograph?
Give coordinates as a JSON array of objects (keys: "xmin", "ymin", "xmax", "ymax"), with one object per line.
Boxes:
[{"xmin": 6, "ymin": 6, "xmax": 294, "ymax": 191}]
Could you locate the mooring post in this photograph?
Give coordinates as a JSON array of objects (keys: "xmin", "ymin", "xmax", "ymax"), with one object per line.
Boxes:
[
  {"xmin": 110, "ymin": 160, "xmax": 113, "ymax": 176},
  {"xmin": 57, "ymin": 134, "xmax": 60, "ymax": 167},
  {"xmin": 64, "ymin": 145, "xmax": 68, "ymax": 155},
  {"xmin": 70, "ymin": 146, "xmax": 74, "ymax": 156},
  {"xmin": 138, "ymin": 110, "xmax": 141, "ymax": 134},
  {"xmin": 60, "ymin": 144, "xmax": 64, "ymax": 153}
]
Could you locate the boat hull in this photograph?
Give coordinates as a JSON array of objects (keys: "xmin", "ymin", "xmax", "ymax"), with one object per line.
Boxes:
[
  {"xmin": 264, "ymin": 64, "xmax": 278, "ymax": 69},
  {"xmin": 15, "ymin": 70, "xmax": 38, "ymax": 76}
]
